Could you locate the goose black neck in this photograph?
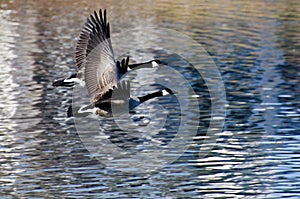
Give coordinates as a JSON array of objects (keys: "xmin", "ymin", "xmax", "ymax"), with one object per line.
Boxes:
[
  {"xmin": 138, "ymin": 90, "xmax": 163, "ymax": 103},
  {"xmin": 128, "ymin": 61, "xmax": 152, "ymax": 69}
]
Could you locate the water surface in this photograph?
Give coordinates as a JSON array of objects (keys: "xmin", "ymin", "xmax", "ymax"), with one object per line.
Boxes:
[{"xmin": 0, "ymin": 0, "xmax": 299, "ymax": 198}]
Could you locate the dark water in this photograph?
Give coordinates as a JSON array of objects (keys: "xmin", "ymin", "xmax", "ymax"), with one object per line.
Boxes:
[{"xmin": 1, "ymin": 0, "xmax": 300, "ymax": 198}]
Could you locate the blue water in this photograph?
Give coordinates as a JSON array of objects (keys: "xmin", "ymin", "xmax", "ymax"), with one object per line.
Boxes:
[{"xmin": 0, "ymin": 0, "xmax": 299, "ymax": 198}]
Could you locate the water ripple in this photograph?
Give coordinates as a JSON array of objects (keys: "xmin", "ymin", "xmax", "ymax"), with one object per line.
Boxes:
[{"xmin": 0, "ymin": 0, "xmax": 300, "ymax": 198}]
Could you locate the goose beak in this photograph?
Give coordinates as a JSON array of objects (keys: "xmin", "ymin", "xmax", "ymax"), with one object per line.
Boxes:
[
  {"xmin": 163, "ymin": 87, "xmax": 174, "ymax": 95},
  {"xmin": 161, "ymin": 87, "xmax": 175, "ymax": 96},
  {"xmin": 149, "ymin": 84, "xmax": 175, "ymax": 94},
  {"xmin": 152, "ymin": 59, "xmax": 167, "ymax": 66}
]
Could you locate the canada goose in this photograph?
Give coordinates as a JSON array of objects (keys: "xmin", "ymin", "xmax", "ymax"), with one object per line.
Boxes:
[
  {"xmin": 53, "ymin": 9, "xmax": 174, "ymax": 116},
  {"xmin": 52, "ymin": 57, "xmax": 162, "ymax": 87},
  {"xmin": 69, "ymin": 80, "xmax": 173, "ymax": 117},
  {"xmin": 52, "ymin": 10, "xmax": 162, "ymax": 88}
]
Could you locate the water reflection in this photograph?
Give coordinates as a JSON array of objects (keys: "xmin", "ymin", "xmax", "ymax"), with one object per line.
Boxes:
[
  {"xmin": 0, "ymin": 3, "xmax": 44, "ymax": 197},
  {"xmin": 0, "ymin": 0, "xmax": 299, "ymax": 198}
]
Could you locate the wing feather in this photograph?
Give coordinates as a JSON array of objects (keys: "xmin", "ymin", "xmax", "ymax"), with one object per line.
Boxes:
[
  {"xmin": 84, "ymin": 10, "xmax": 117, "ymax": 103},
  {"xmin": 75, "ymin": 9, "xmax": 114, "ymax": 86}
]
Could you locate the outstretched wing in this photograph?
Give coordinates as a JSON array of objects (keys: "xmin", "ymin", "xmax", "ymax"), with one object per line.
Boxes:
[
  {"xmin": 114, "ymin": 80, "xmax": 130, "ymax": 99},
  {"xmin": 95, "ymin": 80, "xmax": 130, "ymax": 103},
  {"xmin": 75, "ymin": 11, "xmax": 98, "ymax": 81},
  {"xmin": 79, "ymin": 9, "xmax": 117, "ymax": 103}
]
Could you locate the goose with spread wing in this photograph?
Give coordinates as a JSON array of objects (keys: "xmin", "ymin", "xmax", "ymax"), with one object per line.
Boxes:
[
  {"xmin": 52, "ymin": 10, "xmax": 161, "ymax": 88},
  {"xmin": 53, "ymin": 9, "xmax": 174, "ymax": 116}
]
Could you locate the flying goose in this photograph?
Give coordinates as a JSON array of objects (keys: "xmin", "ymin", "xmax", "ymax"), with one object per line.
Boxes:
[
  {"xmin": 70, "ymin": 80, "xmax": 173, "ymax": 117},
  {"xmin": 53, "ymin": 9, "xmax": 174, "ymax": 116},
  {"xmin": 52, "ymin": 10, "xmax": 162, "ymax": 88},
  {"xmin": 52, "ymin": 57, "xmax": 162, "ymax": 87}
]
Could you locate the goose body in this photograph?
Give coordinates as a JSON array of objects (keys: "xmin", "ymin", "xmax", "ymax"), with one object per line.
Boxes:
[
  {"xmin": 72, "ymin": 80, "xmax": 173, "ymax": 117},
  {"xmin": 53, "ymin": 9, "xmax": 173, "ymax": 117}
]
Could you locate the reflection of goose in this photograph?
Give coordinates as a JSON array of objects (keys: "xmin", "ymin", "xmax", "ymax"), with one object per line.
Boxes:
[{"xmin": 53, "ymin": 9, "xmax": 174, "ymax": 116}]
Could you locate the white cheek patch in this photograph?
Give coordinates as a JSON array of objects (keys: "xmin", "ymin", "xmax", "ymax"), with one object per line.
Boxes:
[
  {"xmin": 151, "ymin": 61, "xmax": 159, "ymax": 68},
  {"xmin": 64, "ymin": 78, "xmax": 75, "ymax": 83},
  {"xmin": 162, "ymin": 89, "xmax": 170, "ymax": 96},
  {"xmin": 64, "ymin": 78, "xmax": 85, "ymax": 86}
]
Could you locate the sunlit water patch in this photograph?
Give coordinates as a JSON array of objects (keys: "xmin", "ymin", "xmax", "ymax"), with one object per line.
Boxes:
[{"xmin": 0, "ymin": 0, "xmax": 300, "ymax": 198}]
